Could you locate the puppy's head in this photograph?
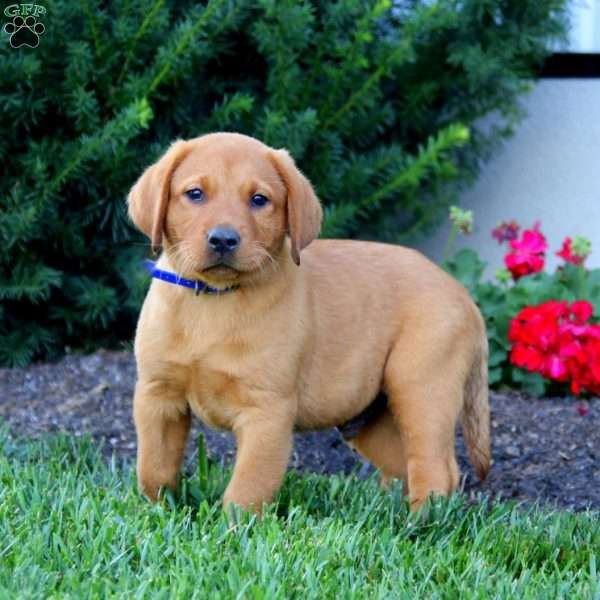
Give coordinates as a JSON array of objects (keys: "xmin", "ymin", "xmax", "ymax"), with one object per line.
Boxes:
[{"xmin": 128, "ymin": 133, "xmax": 322, "ymax": 285}]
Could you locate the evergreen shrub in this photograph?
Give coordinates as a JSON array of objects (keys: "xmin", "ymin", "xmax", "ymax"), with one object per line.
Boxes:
[{"xmin": 0, "ymin": 0, "xmax": 568, "ymax": 365}]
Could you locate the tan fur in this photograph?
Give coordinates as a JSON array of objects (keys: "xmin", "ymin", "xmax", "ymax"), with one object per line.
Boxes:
[{"xmin": 128, "ymin": 132, "xmax": 491, "ymax": 512}]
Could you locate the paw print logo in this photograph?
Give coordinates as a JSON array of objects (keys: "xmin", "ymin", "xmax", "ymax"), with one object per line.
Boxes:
[{"xmin": 4, "ymin": 15, "xmax": 45, "ymax": 48}]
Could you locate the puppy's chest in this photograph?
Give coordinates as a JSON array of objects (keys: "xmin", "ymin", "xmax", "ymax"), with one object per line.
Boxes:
[
  {"xmin": 182, "ymin": 340, "xmax": 263, "ymax": 430},
  {"xmin": 186, "ymin": 365, "xmax": 241, "ymax": 429},
  {"xmin": 160, "ymin": 308, "xmax": 296, "ymax": 429}
]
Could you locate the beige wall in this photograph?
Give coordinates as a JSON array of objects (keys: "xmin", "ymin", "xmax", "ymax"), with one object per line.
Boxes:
[{"xmin": 417, "ymin": 79, "xmax": 600, "ymax": 275}]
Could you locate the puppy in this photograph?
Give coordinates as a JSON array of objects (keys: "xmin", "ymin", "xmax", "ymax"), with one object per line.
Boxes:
[{"xmin": 128, "ymin": 132, "xmax": 490, "ymax": 512}]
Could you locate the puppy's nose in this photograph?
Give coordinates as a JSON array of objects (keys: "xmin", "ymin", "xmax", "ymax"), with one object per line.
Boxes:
[{"xmin": 207, "ymin": 227, "xmax": 241, "ymax": 255}]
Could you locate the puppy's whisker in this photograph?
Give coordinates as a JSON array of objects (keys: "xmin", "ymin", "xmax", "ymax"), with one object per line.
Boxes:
[
  {"xmin": 179, "ymin": 245, "xmax": 197, "ymax": 280},
  {"xmin": 169, "ymin": 241, "xmax": 194, "ymax": 280},
  {"xmin": 260, "ymin": 244, "xmax": 280, "ymax": 272},
  {"xmin": 246, "ymin": 241, "xmax": 278, "ymax": 276}
]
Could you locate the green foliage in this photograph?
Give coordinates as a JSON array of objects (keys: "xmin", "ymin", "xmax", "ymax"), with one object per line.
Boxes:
[
  {"xmin": 0, "ymin": 428, "xmax": 599, "ymax": 597},
  {"xmin": 0, "ymin": 0, "xmax": 568, "ymax": 365},
  {"xmin": 445, "ymin": 249, "xmax": 600, "ymax": 396}
]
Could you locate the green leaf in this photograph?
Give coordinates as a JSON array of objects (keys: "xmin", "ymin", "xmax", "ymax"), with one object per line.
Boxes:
[
  {"xmin": 488, "ymin": 366, "xmax": 502, "ymax": 385},
  {"xmin": 511, "ymin": 368, "xmax": 548, "ymax": 397},
  {"xmin": 488, "ymin": 342, "xmax": 508, "ymax": 368},
  {"xmin": 444, "ymin": 248, "xmax": 486, "ymax": 293}
]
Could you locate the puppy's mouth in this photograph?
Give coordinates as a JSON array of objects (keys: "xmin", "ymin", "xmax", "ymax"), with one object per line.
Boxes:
[{"xmin": 201, "ymin": 262, "xmax": 240, "ymax": 279}]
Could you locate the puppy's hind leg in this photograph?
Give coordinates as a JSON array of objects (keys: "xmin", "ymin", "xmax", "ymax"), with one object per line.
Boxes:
[
  {"xmin": 383, "ymin": 348, "xmax": 465, "ymax": 512},
  {"xmin": 343, "ymin": 407, "xmax": 409, "ymax": 493}
]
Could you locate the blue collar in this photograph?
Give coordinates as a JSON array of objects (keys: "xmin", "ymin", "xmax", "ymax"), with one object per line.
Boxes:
[{"xmin": 144, "ymin": 260, "xmax": 239, "ymax": 296}]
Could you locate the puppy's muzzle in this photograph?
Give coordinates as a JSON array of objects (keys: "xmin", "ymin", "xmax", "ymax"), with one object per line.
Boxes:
[{"xmin": 207, "ymin": 226, "xmax": 240, "ymax": 256}]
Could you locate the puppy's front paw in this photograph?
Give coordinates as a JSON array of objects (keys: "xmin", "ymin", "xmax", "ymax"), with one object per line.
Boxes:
[
  {"xmin": 223, "ymin": 488, "xmax": 267, "ymax": 515},
  {"xmin": 137, "ymin": 471, "xmax": 177, "ymax": 503},
  {"xmin": 138, "ymin": 478, "xmax": 162, "ymax": 502}
]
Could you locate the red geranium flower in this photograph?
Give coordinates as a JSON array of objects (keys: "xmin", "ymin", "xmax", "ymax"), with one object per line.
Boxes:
[
  {"xmin": 570, "ymin": 300, "xmax": 593, "ymax": 323},
  {"xmin": 504, "ymin": 222, "xmax": 547, "ymax": 280},
  {"xmin": 509, "ymin": 300, "xmax": 600, "ymax": 397},
  {"xmin": 510, "ymin": 222, "xmax": 547, "ymax": 255},
  {"xmin": 504, "ymin": 252, "xmax": 545, "ymax": 280},
  {"xmin": 556, "ymin": 237, "xmax": 584, "ymax": 266}
]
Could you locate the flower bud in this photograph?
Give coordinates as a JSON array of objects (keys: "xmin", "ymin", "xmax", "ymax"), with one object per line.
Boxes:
[
  {"xmin": 495, "ymin": 267, "xmax": 512, "ymax": 284},
  {"xmin": 491, "ymin": 220, "xmax": 520, "ymax": 244},
  {"xmin": 571, "ymin": 235, "xmax": 591, "ymax": 259},
  {"xmin": 449, "ymin": 205, "xmax": 474, "ymax": 235}
]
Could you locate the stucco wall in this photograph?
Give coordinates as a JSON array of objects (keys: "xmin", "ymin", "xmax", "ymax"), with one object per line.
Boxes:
[{"xmin": 417, "ymin": 79, "xmax": 600, "ymax": 276}]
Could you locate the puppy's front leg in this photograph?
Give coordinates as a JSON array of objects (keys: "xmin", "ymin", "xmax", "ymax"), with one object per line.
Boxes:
[
  {"xmin": 224, "ymin": 407, "xmax": 294, "ymax": 513},
  {"xmin": 133, "ymin": 381, "xmax": 191, "ymax": 502}
]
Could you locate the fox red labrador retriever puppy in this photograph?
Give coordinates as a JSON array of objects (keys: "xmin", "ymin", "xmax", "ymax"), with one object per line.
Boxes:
[{"xmin": 128, "ymin": 132, "xmax": 490, "ymax": 512}]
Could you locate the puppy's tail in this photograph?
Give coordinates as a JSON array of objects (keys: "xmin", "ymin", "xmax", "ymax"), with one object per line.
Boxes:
[{"xmin": 462, "ymin": 336, "xmax": 491, "ymax": 480}]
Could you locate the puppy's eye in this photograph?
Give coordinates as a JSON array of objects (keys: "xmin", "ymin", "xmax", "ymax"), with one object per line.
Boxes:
[
  {"xmin": 250, "ymin": 194, "xmax": 269, "ymax": 209},
  {"xmin": 185, "ymin": 188, "xmax": 205, "ymax": 203}
]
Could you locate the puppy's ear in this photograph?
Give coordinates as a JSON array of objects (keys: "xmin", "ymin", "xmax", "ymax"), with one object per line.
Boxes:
[
  {"xmin": 127, "ymin": 140, "xmax": 191, "ymax": 253},
  {"xmin": 268, "ymin": 149, "xmax": 322, "ymax": 266}
]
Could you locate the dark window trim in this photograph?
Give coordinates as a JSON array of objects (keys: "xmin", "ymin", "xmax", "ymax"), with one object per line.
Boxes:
[{"xmin": 541, "ymin": 53, "xmax": 600, "ymax": 78}]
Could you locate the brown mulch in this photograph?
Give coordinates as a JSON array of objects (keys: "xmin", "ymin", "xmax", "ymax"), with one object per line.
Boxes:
[{"xmin": 1, "ymin": 349, "xmax": 598, "ymax": 511}]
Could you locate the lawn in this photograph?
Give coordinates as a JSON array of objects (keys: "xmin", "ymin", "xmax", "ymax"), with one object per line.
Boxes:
[{"xmin": 0, "ymin": 428, "xmax": 598, "ymax": 599}]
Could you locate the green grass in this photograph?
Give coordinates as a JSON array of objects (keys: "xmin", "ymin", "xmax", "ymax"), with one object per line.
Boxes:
[{"xmin": 0, "ymin": 428, "xmax": 598, "ymax": 599}]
